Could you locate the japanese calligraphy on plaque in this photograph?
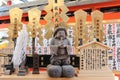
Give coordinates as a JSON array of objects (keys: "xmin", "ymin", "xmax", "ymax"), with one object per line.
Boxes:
[
  {"xmin": 44, "ymin": 0, "xmax": 69, "ymax": 40},
  {"xmin": 91, "ymin": 10, "xmax": 105, "ymax": 42},
  {"xmin": 8, "ymin": 7, "xmax": 23, "ymax": 43},
  {"xmin": 27, "ymin": 8, "xmax": 43, "ymax": 45},
  {"xmin": 78, "ymin": 41, "xmax": 114, "ymax": 80},
  {"xmin": 44, "ymin": 0, "xmax": 68, "ymax": 27},
  {"xmin": 103, "ymin": 23, "xmax": 120, "ymax": 70},
  {"xmin": 74, "ymin": 10, "xmax": 88, "ymax": 53},
  {"xmin": 78, "ymin": 41, "xmax": 112, "ymax": 70}
]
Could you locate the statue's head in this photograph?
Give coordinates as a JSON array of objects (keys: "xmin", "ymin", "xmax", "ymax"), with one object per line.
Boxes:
[{"xmin": 53, "ymin": 27, "xmax": 67, "ymax": 39}]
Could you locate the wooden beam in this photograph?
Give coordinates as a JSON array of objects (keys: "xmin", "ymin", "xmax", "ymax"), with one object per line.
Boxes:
[
  {"xmin": 0, "ymin": 12, "xmax": 120, "ymax": 29},
  {"xmin": 67, "ymin": 12, "xmax": 120, "ymax": 23},
  {"xmin": 68, "ymin": 0, "xmax": 120, "ymax": 11},
  {"xmin": 0, "ymin": 12, "xmax": 120, "ymax": 28}
]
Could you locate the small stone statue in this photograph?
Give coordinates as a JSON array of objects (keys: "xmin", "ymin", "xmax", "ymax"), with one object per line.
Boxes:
[{"xmin": 47, "ymin": 27, "xmax": 75, "ymax": 77}]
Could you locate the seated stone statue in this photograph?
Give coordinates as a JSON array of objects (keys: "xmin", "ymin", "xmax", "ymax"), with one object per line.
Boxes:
[{"xmin": 47, "ymin": 27, "xmax": 75, "ymax": 78}]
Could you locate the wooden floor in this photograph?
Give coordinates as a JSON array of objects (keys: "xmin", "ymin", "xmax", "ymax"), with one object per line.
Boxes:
[
  {"xmin": 0, "ymin": 71, "xmax": 116, "ymax": 80},
  {"xmin": 0, "ymin": 71, "xmax": 79, "ymax": 80}
]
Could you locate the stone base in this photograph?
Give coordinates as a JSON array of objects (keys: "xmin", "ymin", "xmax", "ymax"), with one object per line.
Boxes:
[
  {"xmin": 17, "ymin": 70, "xmax": 26, "ymax": 76},
  {"xmin": 32, "ymin": 70, "xmax": 39, "ymax": 74}
]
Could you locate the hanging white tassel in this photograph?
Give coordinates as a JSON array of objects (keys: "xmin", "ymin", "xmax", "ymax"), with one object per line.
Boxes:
[{"xmin": 12, "ymin": 24, "xmax": 28, "ymax": 68}]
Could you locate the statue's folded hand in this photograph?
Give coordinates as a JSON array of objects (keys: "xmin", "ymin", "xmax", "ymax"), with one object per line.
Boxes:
[{"xmin": 59, "ymin": 45, "xmax": 67, "ymax": 48}]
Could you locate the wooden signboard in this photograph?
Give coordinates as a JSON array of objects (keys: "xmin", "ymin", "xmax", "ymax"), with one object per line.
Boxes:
[
  {"xmin": 44, "ymin": 0, "xmax": 69, "ymax": 40},
  {"xmin": 74, "ymin": 9, "xmax": 88, "ymax": 54},
  {"xmin": 8, "ymin": 7, "xmax": 23, "ymax": 44},
  {"xmin": 9, "ymin": 7, "xmax": 23, "ymax": 38},
  {"xmin": 28, "ymin": 8, "xmax": 41, "ymax": 37},
  {"xmin": 28, "ymin": 8, "xmax": 42, "ymax": 74},
  {"xmin": 91, "ymin": 10, "xmax": 104, "ymax": 42},
  {"xmin": 78, "ymin": 41, "xmax": 114, "ymax": 80},
  {"xmin": 74, "ymin": 9, "xmax": 88, "ymax": 45}
]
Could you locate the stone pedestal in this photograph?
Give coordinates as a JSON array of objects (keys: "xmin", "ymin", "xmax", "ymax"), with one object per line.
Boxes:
[{"xmin": 17, "ymin": 69, "xmax": 27, "ymax": 76}]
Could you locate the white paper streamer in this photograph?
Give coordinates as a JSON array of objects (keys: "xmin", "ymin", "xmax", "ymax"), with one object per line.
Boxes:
[{"xmin": 12, "ymin": 24, "xmax": 28, "ymax": 68}]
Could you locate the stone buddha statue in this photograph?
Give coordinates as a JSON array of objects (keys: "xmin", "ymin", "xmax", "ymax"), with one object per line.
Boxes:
[{"xmin": 47, "ymin": 27, "xmax": 75, "ymax": 78}]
